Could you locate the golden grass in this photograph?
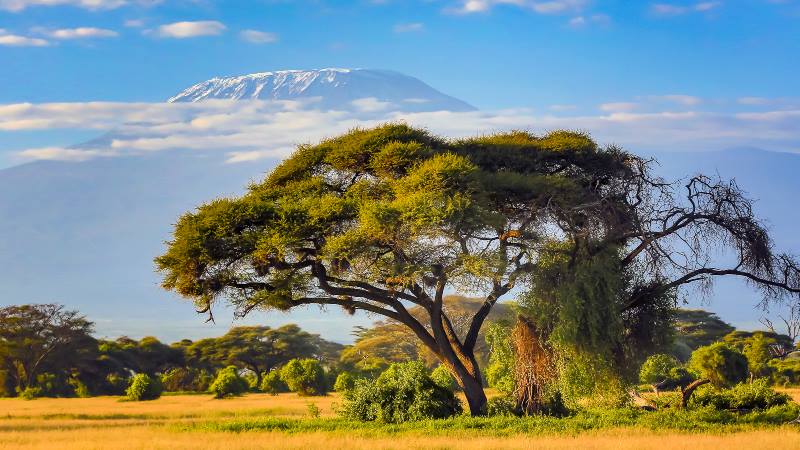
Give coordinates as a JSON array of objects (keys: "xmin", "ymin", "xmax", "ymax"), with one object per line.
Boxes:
[{"xmin": 2, "ymin": 393, "xmax": 800, "ymax": 450}]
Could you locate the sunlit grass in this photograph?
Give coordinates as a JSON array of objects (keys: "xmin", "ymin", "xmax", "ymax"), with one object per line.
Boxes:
[{"xmin": 1, "ymin": 391, "xmax": 800, "ymax": 449}]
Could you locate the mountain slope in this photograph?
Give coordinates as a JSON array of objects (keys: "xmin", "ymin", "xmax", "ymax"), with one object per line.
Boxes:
[{"xmin": 168, "ymin": 68, "xmax": 477, "ymax": 112}]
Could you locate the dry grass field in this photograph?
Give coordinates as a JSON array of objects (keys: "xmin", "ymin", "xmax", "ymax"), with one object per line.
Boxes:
[{"xmin": 2, "ymin": 391, "xmax": 800, "ymax": 449}]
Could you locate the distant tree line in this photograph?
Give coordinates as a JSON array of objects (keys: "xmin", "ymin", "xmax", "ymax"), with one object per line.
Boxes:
[
  {"xmin": 0, "ymin": 303, "xmax": 342, "ymax": 399},
  {"xmin": 3, "ymin": 302, "xmax": 800, "ymax": 408}
]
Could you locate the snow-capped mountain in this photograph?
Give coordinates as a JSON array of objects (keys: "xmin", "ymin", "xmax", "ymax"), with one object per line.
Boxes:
[{"xmin": 168, "ymin": 68, "xmax": 476, "ymax": 112}]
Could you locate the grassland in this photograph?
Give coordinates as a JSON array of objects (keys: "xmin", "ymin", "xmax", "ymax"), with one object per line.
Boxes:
[{"xmin": 2, "ymin": 390, "xmax": 800, "ymax": 449}]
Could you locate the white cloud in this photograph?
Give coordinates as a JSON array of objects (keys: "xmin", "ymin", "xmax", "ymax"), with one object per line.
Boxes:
[
  {"xmin": 0, "ymin": 0, "xmax": 137, "ymax": 12},
  {"xmin": 351, "ymin": 97, "xmax": 393, "ymax": 113},
  {"xmin": 239, "ymin": 29, "xmax": 278, "ymax": 44},
  {"xmin": 568, "ymin": 13, "xmax": 610, "ymax": 27},
  {"xmin": 0, "ymin": 30, "xmax": 49, "ymax": 46},
  {"xmin": 600, "ymin": 102, "xmax": 638, "ymax": 112},
  {"xmin": 652, "ymin": 94, "xmax": 702, "ymax": 106},
  {"xmin": 651, "ymin": 1, "xmax": 722, "ymax": 16},
  {"xmin": 16, "ymin": 146, "xmax": 108, "ymax": 161},
  {"xmin": 393, "ymin": 22, "xmax": 424, "ymax": 33},
  {"xmin": 124, "ymin": 19, "xmax": 145, "ymax": 28},
  {"xmin": 549, "ymin": 104, "xmax": 576, "ymax": 111},
  {"xmin": 154, "ymin": 21, "xmax": 226, "ymax": 39},
  {"xmin": 38, "ymin": 27, "xmax": 118, "ymax": 39},
  {"xmin": 3, "ymin": 99, "xmax": 800, "ymax": 165},
  {"xmin": 450, "ymin": 0, "xmax": 587, "ymax": 15}
]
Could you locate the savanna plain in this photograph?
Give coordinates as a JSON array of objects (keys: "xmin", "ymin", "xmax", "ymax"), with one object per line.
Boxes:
[{"xmin": 3, "ymin": 390, "xmax": 800, "ymax": 450}]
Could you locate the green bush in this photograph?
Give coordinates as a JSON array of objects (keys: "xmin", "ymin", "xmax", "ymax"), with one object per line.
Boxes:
[
  {"xmin": 333, "ymin": 372, "xmax": 356, "ymax": 392},
  {"xmin": 260, "ymin": 370, "xmax": 289, "ymax": 395},
  {"xmin": 209, "ymin": 366, "xmax": 249, "ymax": 399},
  {"xmin": 639, "ymin": 354, "xmax": 680, "ymax": 385},
  {"xmin": 19, "ymin": 386, "xmax": 42, "ymax": 400},
  {"xmin": 486, "ymin": 395, "xmax": 518, "ymax": 417},
  {"xmin": 690, "ymin": 379, "xmax": 791, "ymax": 410},
  {"xmin": 339, "ymin": 360, "xmax": 462, "ymax": 423},
  {"xmin": 430, "ymin": 365, "xmax": 458, "ymax": 391},
  {"xmin": 126, "ymin": 373, "xmax": 162, "ymax": 401},
  {"xmin": 769, "ymin": 358, "xmax": 800, "ymax": 386},
  {"xmin": 688, "ymin": 343, "xmax": 749, "ymax": 387},
  {"xmin": 280, "ymin": 359, "xmax": 328, "ymax": 396}
]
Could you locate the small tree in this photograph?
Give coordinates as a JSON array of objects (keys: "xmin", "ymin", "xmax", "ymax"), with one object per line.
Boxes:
[
  {"xmin": 688, "ymin": 343, "xmax": 749, "ymax": 388},
  {"xmin": 280, "ymin": 359, "xmax": 327, "ymax": 396},
  {"xmin": 260, "ymin": 370, "xmax": 288, "ymax": 394},
  {"xmin": 209, "ymin": 366, "xmax": 248, "ymax": 398},
  {"xmin": 126, "ymin": 373, "xmax": 162, "ymax": 401},
  {"xmin": 639, "ymin": 354, "xmax": 692, "ymax": 393},
  {"xmin": 333, "ymin": 372, "xmax": 356, "ymax": 392}
]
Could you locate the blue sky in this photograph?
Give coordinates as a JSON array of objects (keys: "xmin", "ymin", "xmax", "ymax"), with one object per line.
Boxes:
[{"xmin": 1, "ymin": 0, "xmax": 798, "ymax": 107}]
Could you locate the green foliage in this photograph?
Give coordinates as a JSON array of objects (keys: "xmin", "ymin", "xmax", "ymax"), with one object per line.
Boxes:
[
  {"xmin": 690, "ymin": 379, "xmax": 791, "ymax": 410},
  {"xmin": 160, "ymin": 367, "xmax": 212, "ymax": 392},
  {"xmin": 333, "ymin": 372, "xmax": 356, "ymax": 392},
  {"xmin": 688, "ymin": 343, "xmax": 749, "ymax": 388},
  {"xmin": 125, "ymin": 373, "xmax": 162, "ymax": 401},
  {"xmin": 339, "ymin": 361, "xmax": 462, "ymax": 423},
  {"xmin": 673, "ymin": 309, "xmax": 736, "ymax": 354},
  {"xmin": 0, "ymin": 304, "xmax": 96, "ymax": 396},
  {"xmin": 484, "ymin": 321, "xmax": 515, "ymax": 394},
  {"xmin": 430, "ymin": 365, "xmax": 458, "ymax": 391},
  {"xmin": 209, "ymin": 366, "xmax": 249, "ymax": 399},
  {"xmin": 555, "ymin": 351, "xmax": 631, "ymax": 409},
  {"xmin": 306, "ymin": 402, "xmax": 321, "ymax": 418},
  {"xmin": 19, "ymin": 386, "xmax": 42, "ymax": 400},
  {"xmin": 638, "ymin": 354, "xmax": 691, "ymax": 389},
  {"xmin": 768, "ymin": 358, "xmax": 800, "ymax": 386},
  {"xmin": 260, "ymin": 370, "xmax": 289, "ymax": 395},
  {"xmin": 196, "ymin": 404, "xmax": 800, "ymax": 435},
  {"xmin": 485, "ymin": 395, "xmax": 518, "ymax": 417},
  {"xmin": 280, "ymin": 358, "xmax": 328, "ymax": 396},
  {"xmin": 104, "ymin": 373, "xmax": 129, "ymax": 395}
]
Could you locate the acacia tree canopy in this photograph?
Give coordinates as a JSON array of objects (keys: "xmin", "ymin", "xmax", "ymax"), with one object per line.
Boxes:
[{"xmin": 156, "ymin": 124, "xmax": 800, "ymax": 415}]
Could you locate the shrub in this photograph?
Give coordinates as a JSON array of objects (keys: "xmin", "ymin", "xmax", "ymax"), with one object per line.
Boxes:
[
  {"xmin": 280, "ymin": 359, "xmax": 328, "ymax": 396},
  {"xmin": 486, "ymin": 395, "xmax": 518, "ymax": 417},
  {"xmin": 333, "ymin": 372, "xmax": 356, "ymax": 392},
  {"xmin": 209, "ymin": 366, "xmax": 249, "ymax": 399},
  {"xmin": 339, "ymin": 360, "xmax": 463, "ymax": 423},
  {"xmin": 430, "ymin": 365, "xmax": 458, "ymax": 391},
  {"xmin": 690, "ymin": 378, "xmax": 791, "ymax": 410},
  {"xmin": 19, "ymin": 386, "xmax": 42, "ymax": 400},
  {"xmin": 126, "ymin": 373, "xmax": 162, "ymax": 401},
  {"xmin": 260, "ymin": 370, "xmax": 289, "ymax": 395},
  {"xmin": 688, "ymin": 343, "xmax": 749, "ymax": 387}
]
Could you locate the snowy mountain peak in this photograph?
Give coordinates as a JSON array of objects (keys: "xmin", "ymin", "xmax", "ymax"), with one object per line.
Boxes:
[{"xmin": 167, "ymin": 68, "xmax": 476, "ymax": 112}]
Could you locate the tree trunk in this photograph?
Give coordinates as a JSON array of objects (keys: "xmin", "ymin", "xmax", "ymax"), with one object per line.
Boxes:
[
  {"xmin": 460, "ymin": 373, "xmax": 488, "ymax": 416},
  {"xmin": 680, "ymin": 379, "xmax": 710, "ymax": 408}
]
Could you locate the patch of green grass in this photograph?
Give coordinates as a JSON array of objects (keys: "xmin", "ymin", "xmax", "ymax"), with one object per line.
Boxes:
[{"xmin": 180, "ymin": 405, "xmax": 800, "ymax": 437}]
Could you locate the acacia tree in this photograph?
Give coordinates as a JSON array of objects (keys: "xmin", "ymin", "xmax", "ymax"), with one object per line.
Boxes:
[
  {"xmin": 156, "ymin": 124, "xmax": 800, "ymax": 415},
  {"xmin": 0, "ymin": 304, "xmax": 95, "ymax": 393}
]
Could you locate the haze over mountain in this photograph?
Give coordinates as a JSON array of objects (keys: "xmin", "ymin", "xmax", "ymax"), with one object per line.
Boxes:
[{"xmin": 0, "ymin": 69, "xmax": 797, "ymax": 343}]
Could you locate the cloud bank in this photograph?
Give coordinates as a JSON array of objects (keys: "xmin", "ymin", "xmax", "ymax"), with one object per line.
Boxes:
[{"xmin": 1, "ymin": 98, "xmax": 798, "ymax": 164}]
